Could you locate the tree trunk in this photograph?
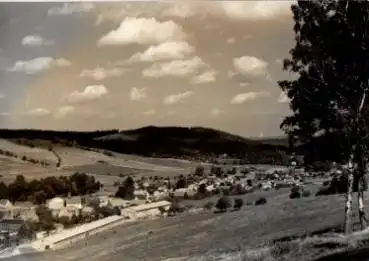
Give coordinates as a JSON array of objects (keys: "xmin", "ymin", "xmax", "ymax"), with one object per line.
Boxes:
[
  {"xmin": 358, "ymin": 168, "xmax": 368, "ymax": 230},
  {"xmin": 344, "ymin": 158, "xmax": 355, "ymax": 234}
]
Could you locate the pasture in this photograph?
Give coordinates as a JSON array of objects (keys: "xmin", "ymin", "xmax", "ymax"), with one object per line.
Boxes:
[{"xmin": 4, "ymin": 190, "xmax": 357, "ymax": 261}]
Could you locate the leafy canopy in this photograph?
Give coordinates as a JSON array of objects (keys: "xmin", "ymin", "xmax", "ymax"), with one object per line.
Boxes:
[{"xmin": 279, "ymin": 1, "xmax": 369, "ymax": 164}]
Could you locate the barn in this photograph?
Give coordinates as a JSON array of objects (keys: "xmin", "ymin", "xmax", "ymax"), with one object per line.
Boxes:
[
  {"xmin": 122, "ymin": 201, "xmax": 171, "ymax": 220},
  {"xmin": 33, "ymin": 215, "xmax": 128, "ymax": 251}
]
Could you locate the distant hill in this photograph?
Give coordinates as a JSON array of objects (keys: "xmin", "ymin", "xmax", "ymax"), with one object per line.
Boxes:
[{"xmin": 0, "ymin": 126, "xmax": 289, "ymax": 164}]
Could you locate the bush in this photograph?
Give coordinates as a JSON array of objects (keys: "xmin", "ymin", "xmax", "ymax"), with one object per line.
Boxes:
[
  {"xmin": 233, "ymin": 198, "xmax": 244, "ymax": 210},
  {"xmin": 215, "ymin": 196, "xmax": 231, "ymax": 212},
  {"xmin": 289, "ymin": 186, "xmax": 301, "ymax": 199},
  {"xmin": 194, "ymin": 165, "xmax": 205, "ymax": 176},
  {"xmin": 255, "ymin": 197, "xmax": 267, "ymax": 205}
]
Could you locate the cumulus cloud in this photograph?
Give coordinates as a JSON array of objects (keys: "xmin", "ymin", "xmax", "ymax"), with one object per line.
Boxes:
[
  {"xmin": 65, "ymin": 85, "xmax": 109, "ymax": 104},
  {"xmin": 278, "ymin": 92, "xmax": 290, "ymax": 103},
  {"xmin": 22, "ymin": 108, "xmax": 51, "ymax": 117},
  {"xmin": 129, "ymin": 87, "xmax": 147, "ymax": 101},
  {"xmin": 128, "ymin": 41, "xmax": 194, "ymax": 62},
  {"xmin": 98, "ymin": 17, "xmax": 186, "ymax": 46},
  {"xmin": 233, "ymin": 56, "xmax": 268, "ymax": 78},
  {"xmin": 79, "ymin": 67, "xmax": 126, "ymax": 81},
  {"xmin": 54, "ymin": 106, "xmax": 75, "ymax": 118},
  {"xmin": 22, "ymin": 35, "xmax": 54, "ymax": 46},
  {"xmin": 143, "ymin": 56, "xmax": 206, "ymax": 78},
  {"xmin": 230, "ymin": 91, "xmax": 270, "ymax": 104},
  {"xmin": 7, "ymin": 57, "xmax": 71, "ymax": 74},
  {"xmin": 48, "ymin": 3, "xmax": 94, "ymax": 16},
  {"xmin": 191, "ymin": 70, "xmax": 216, "ymax": 84},
  {"xmin": 163, "ymin": 91, "xmax": 193, "ymax": 105}
]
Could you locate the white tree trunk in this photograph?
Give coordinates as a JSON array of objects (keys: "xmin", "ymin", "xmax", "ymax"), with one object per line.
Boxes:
[
  {"xmin": 358, "ymin": 172, "xmax": 368, "ymax": 230},
  {"xmin": 344, "ymin": 158, "xmax": 355, "ymax": 234}
]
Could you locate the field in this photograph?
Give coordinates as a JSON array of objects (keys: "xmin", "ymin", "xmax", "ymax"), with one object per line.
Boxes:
[
  {"xmin": 4, "ymin": 189, "xmax": 363, "ymax": 261},
  {"xmin": 0, "ymin": 139, "xmax": 193, "ymax": 191}
]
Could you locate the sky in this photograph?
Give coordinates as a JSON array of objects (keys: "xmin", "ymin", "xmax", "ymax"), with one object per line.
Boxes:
[{"xmin": 0, "ymin": 1, "xmax": 297, "ymax": 138}]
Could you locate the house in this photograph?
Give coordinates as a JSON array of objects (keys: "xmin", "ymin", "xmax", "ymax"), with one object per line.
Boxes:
[
  {"xmin": 122, "ymin": 201, "xmax": 171, "ymax": 220},
  {"xmin": 0, "ymin": 219, "xmax": 24, "ymax": 235},
  {"xmin": 0, "ymin": 200, "xmax": 14, "ymax": 218}
]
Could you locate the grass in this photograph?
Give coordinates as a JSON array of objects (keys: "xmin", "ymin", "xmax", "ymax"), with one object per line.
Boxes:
[{"xmin": 6, "ymin": 190, "xmax": 364, "ymax": 261}]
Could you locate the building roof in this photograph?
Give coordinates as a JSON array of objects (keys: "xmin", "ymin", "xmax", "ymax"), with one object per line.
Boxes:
[
  {"xmin": 124, "ymin": 201, "xmax": 171, "ymax": 213},
  {"xmin": 0, "ymin": 199, "xmax": 12, "ymax": 208},
  {"xmin": 0, "ymin": 219, "xmax": 24, "ymax": 225},
  {"xmin": 43, "ymin": 215, "xmax": 124, "ymax": 245}
]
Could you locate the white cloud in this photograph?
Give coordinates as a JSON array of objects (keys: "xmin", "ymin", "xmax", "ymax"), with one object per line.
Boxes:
[
  {"xmin": 233, "ymin": 56, "xmax": 268, "ymax": 78},
  {"xmin": 191, "ymin": 70, "xmax": 216, "ymax": 84},
  {"xmin": 98, "ymin": 17, "xmax": 186, "ymax": 46},
  {"xmin": 65, "ymin": 85, "xmax": 109, "ymax": 104},
  {"xmin": 54, "ymin": 106, "xmax": 75, "ymax": 119},
  {"xmin": 278, "ymin": 92, "xmax": 290, "ymax": 103},
  {"xmin": 217, "ymin": 1, "xmax": 291, "ymax": 21},
  {"xmin": 163, "ymin": 91, "xmax": 193, "ymax": 105},
  {"xmin": 230, "ymin": 91, "xmax": 270, "ymax": 104},
  {"xmin": 79, "ymin": 67, "xmax": 126, "ymax": 81},
  {"xmin": 160, "ymin": 1, "xmax": 291, "ymax": 21},
  {"xmin": 129, "ymin": 41, "xmax": 194, "ymax": 62},
  {"xmin": 143, "ymin": 56, "xmax": 206, "ymax": 78},
  {"xmin": 130, "ymin": 87, "xmax": 147, "ymax": 101},
  {"xmin": 48, "ymin": 3, "xmax": 94, "ymax": 16},
  {"xmin": 22, "ymin": 108, "xmax": 51, "ymax": 117},
  {"xmin": 8, "ymin": 57, "xmax": 71, "ymax": 74},
  {"xmin": 143, "ymin": 109, "xmax": 156, "ymax": 116},
  {"xmin": 22, "ymin": 35, "xmax": 54, "ymax": 46}
]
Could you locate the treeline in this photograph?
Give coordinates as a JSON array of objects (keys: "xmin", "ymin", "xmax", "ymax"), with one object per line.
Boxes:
[
  {"xmin": 0, "ymin": 172, "xmax": 102, "ymax": 204},
  {"xmin": 0, "ymin": 127, "xmax": 289, "ymax": 165}
]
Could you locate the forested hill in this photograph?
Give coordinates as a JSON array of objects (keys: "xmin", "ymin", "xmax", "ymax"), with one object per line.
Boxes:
[{"xmin": 0, "ymin": 126, "xmax": 289, "ymax": 164}]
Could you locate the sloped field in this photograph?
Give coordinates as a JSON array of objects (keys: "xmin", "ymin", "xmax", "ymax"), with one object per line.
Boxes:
[
  {"xmin": 5, "ymin": 190, "xmax": 365, "ymax": 261},
  {"xmin": 0, "ymin": 139, "xmax": 57, "ymax": 164}
]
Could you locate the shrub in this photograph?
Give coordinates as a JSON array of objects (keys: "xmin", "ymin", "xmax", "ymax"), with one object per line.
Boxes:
[
  {"xmin": 215, "ymin": 196, "xmax": 231, "ymax": 212},
  {"xmin": 289, "ymin": 186, "xmax": 301, "ymax": 199},
  {"xmin": 194, "ymin": 165, "xmax": 205, "ymax": 176},
  {"xmin": 233, "ymin": 198, "xmax": 244, "ymax": 210},
  {"xmin": 255, "ymin": 197, "xmax": 267, "ymax": 205}
]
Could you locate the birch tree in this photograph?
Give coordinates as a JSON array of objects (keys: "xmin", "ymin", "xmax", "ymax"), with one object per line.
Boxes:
[{"xmin": 279, "ymin": 0, "xmax": 369, "ymax": 234}]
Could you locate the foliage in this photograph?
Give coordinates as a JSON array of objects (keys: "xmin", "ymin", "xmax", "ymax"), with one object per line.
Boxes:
[
  {"xmin": 0, "ymin": 173, "xmax": 101, "ymax": 203},
  {"xmin": 115, "ymin": 176, "xmax": 135, "ymax": 200},
  {"xmin": 35, "ymin": 205, "xmax": 55, "ymax": 232},
  {"xmin": 215, "ymin": 196, "xmax": 231, "ymax": 211},
  {"xmin": 194, "ymin": 165, "xmax": 205, "ymax": 176},
  {"xmin": 278, "ymin": 1, "xmax": 369, "ymax": 165},
  {"xmin": 233, "ymin": 198, "xmax": 244, "ymax": 210},
  {"xmin": 175, "ymin": 175, "xmax": 188, "ymax": 189},
  {"xmin": 255, "ymin": 197, "xmax": 267, "ymax": 206},
  {"xmin": 289, "ymin": 186, "xmax": 301, "ymax": 199}
]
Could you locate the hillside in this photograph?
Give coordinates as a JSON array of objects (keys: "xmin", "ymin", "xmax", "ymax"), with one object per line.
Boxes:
[{"xmin": 0, "ymin": 126, "xmax": 289, "ymax": 165}]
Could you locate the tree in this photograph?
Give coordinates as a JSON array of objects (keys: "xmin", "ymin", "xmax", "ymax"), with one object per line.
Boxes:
[
  {"xmin": 278, "ymin": 1, "xmax": 369, "ymax": 233},
  {"xmin": 215, "ymin": 196, "xmax": 231, "ymax": 212},
  {"xmin": 115, "ymin": 176, "xmax": 135, "ymax": 200},
  {"xmin": 233, "ymin": 198, "xmax": 244, "ymax": 210},
  {"xmin": 194, "ymin": 165, "xmax": 205, "ymax": 176}
]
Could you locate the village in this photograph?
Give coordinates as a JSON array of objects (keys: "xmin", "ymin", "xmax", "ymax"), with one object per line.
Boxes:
[{"xmin": 0, "ymin": 157, "xmax": 328, "ymax": 253}]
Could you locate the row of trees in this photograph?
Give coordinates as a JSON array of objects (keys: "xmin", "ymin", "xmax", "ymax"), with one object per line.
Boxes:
[
  {"xmin": 0, "ymin": 172, "xmax": 102, "ymax": 203},
  {"xmin": 279, "ymin": 1, "xmax": 369, "ymax": 233}
]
